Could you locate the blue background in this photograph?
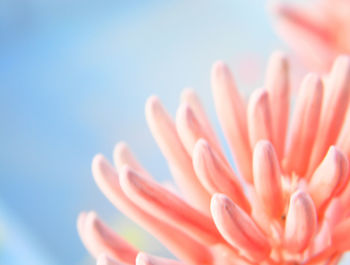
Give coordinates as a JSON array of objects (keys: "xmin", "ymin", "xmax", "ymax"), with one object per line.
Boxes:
[{"xmin": 1, "ymin": 0, "xmax": 334, "ymax": 264}]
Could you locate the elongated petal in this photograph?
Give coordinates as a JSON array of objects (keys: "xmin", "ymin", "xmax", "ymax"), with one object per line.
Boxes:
[
  {"xmin": 247, "ymin": 89, "xmax": 273, "ymax": 149},
  {"xmin": 253, "ymin": 140, "xmax": 284, "ymax": 218},
  {"xmin": 119, "ymin": 165, "xmax": 222, "ymax": 245},
  {"xmin": 136, "ymin": 252, "xmax": 184, "ymax": 265},
  {"xmin": 114, "ymin": 142, "xmax": 152, "ymax": 179},
  {"xmin": 284, "ymin": 73, "xmax": 323, "ymax": 176},
  {"xmin": 181, "ymin": 89, "xmax": 220, "ymax": 149},
  {"xmin": 145, "ymin": 96, "xmax": 210, "ymax": 213},
  {"xmin": 308, "ymin": 146, "xmax": 348, "ymax": 210},
  {"xmin": 211, "ymin": 194, "xmax": 271, "ymax": 262},
  {"xmin": 211, "ymin": 62, "xmax": 252, "ymax": 183},
  {"xmin": 92, "ymin": 155, "xmax": 214, "ymax": 264},
  {"xmin": 176, "ymin": 103, "xmax": 223, "ymax": 158},
  {"xmin": 78, "ymin": 212, "xmax": 138, "ymax": 265},
  {"xmin": 193, "ymin": 139, "xmax": 251, "ymax": 213},
  {"xmin": 307, "ymin": 56, "xmax": 350, "ymax": 176},
  {"xmin": 265, "ymin": 51, "xmax": 290, "ymax": 159},
  {"xmin": 284, "ymin": 190, "xmax": 317, "ymax": 253}
]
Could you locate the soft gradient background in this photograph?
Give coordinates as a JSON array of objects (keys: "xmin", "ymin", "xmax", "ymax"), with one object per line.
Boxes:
[{"xmin": 2, "ymin": 0, "xmax": 346, "ymax": 264}]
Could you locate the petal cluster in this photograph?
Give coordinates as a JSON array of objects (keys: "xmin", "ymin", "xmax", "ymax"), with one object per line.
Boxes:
[{"xmin": 78, "ymin": 52, "xmax": 350, "ymax": 265}]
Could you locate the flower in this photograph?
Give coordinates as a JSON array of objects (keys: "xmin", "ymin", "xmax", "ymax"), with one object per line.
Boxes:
[
  {"xmin": 273, "ymin": 0, "xmax": 350, "ymax": 72},
  {"xmin": 78, "ymin": 51, "xmax": 350, "ymax": 265}
]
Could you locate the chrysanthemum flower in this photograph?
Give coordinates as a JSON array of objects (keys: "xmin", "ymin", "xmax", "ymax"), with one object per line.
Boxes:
[
  {"xmin": 78, "ymin": 51, "xmax": 350, "ymax": 265},
  {"xmin": 273, "ymin": 0, "xmax": 350, "ymax": 72}
]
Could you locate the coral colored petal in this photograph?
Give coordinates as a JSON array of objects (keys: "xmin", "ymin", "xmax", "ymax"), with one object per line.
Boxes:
[
  {"xmin": 145, "ymin": 96, "xmax": 211, "ymax": 214},
  {"xmin": 119, "ymin": 165, "xmax": 222, "ymax": 245},
  {"xmin": 284, "ymin": 190, "xmax": 317, "ymax": 253},
  {"xmin": 247, "ymin": 89, "xmax": 273, "ymax": 149},
  {"xmin": 211, "ymin": 62, "xmax": 253, "ymax": 183},
  {"xmin": 114, "ymin": 142, "xmax": 152, "ymax": 179},
  {"xmin": 180, "ymin": 89, "xmax": 220, "ymax": 149},
  {"xmin": 176, "ymin": 103, "xmax": 223, "ymax": 159},
  {"xmin": 79, "ymin": 212, "xmax": 138, "ymax": 265},
  {"xmin": 284, "ymin": 73, "xmax": 323, "ymax": 176},
  {"xmin": 92, "ymin": 155, "xmax": 214, "ymax": 264},
  {"xmin": 193, "ymin": 139, "xmax": 251, "ymax": 213},
  {"xmin": 308, "ymin": 146, "xmax": 348, "ymax": 210},
  {"xmin": 307, "ymin": 56, "xmax": 350, "ymax": 177},
  {"xmin": 211, "ymin": 194, "xmax": 271, "ymax": 262},
  {"xmin": 265, "ymin": 51, "xmax": 290, "ymax": 160},
  {"xmin": 253, "ymin": 140, "xmax": 284, "ymax": 218}
]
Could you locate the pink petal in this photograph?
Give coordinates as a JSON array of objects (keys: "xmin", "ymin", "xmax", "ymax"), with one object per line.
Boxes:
[
  {"xmin": 284, "ymin": 73, "xmax": 323, "ymax": 176},
  {"xmin": 247, "ymin": 89, "xmax": 273, "ymax": 149},
  {"xmin": 211, "ymin": 61, "xmax": 252, "ymax": 183},
  {"xmin": 176, "ymin": 103, "xmax": 223, "ymax": 159},
  {"xmin": 308, "ymin": 146, "xmax": 348, "ymax": 210},
  {"xmin": 92, "ymin": 155, "xmax": 214, "ymax": 264},
  {"xmin": 265, "ymin": 51, "xmax": 290, "ymax": 160},
  {"xmin": 119, "ymin": 165, "xmax": 222, "ymax": 245},
  {"xmin": 114, "ymin": 142, "xmax": 152, "ymax": 179},
  {"xmin": 307, "ymin": 55, "xmax": 350, "ymax": 177},
  {"xmin": 78, "ymin": 212, "xmax": 138, "ymax": 264},
  {"xmin": 180, "ymin": 89, "xmax": 220, "ymax": 149},
  {"xmin": 253, "ymin": 140, "xmax": 284, "ymax": 218},
  {"xmin": 193, "ymin": 139, "xmax": 251, "ymax": 213},
  {"xmin": 145, "ymin": 96, "xmax": 211, "ymax": 214},
  {"xmin": 211, "ymin": 194, "xmax": 271, "ymax": 262},
  {"xmin": 284, "ymin": 190, "xmax": 317, "ymax": 253}
]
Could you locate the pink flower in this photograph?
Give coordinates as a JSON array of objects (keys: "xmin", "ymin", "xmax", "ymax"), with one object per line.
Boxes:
[
  {"xmin": 273, "ymin": 0, "xmax": 350, "ymax": 72},
  {"xmin": 78, "ymin": 52, "xmax": 350, "ymax": 265}
]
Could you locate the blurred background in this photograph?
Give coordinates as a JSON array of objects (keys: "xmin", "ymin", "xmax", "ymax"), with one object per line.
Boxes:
[{"xmin": 0, "ymin": 0, "xmax": 334, "ymax": 264}]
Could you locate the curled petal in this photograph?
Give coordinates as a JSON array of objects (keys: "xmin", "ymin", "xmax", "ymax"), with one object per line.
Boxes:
[
  {"xmin": 265, "ymin": 51, "xmax": 290, "ymax": 160},
  {"xmin": 114, "ymin": 142, "xmax": 152, "ymax": 179},
  {"xmin": 193, "ymin": 139, "xmax": 251, "ymax": 213},
  {"xmin": 77, "ymin": 212, "xmax": 138, "ymax": 265},
  {"xmin": 284, "ymin": 73, "xmax": 323, "ymax": 176},
  {"xmin": 92, "ymin": 155, "xmax": 214, "ymax": 264},
  {"xmin": 284, "ymin": 190, "xmax": 317, "ymax": 253},
  {"xmin": 145, "ymin": 96, "xmax": 210, "ymax": 213},
  {"xmin": 211, "ymin": 61, "xmax": 252, "ymax": 183},
  {"xmin": 247, "ymin": 89, "xmax": 273, "ymax": 149},
  {"xmin": 211, "ymin": 194, "xmax": 271, "ymax": 262},
  {"xmin": 253, "ymin": 140, "xmax": 284, "ymax": 218},
  {"xmin": 119, "ymin": 165, "xmax": 222, "ymax": 245},
  {"xmin": 308, "ymin": 146, "xmax": 348, "ymax": 210},
  {"xmin": 308, "ymin": 55, "xmax": 350, "ymax": 176},
  {"xmin": 180, "ymin": 89, "xmax": 220, "ymax": 150},
  {"xmin": 176, "ymin": 103, "xmax": 223, "ymax": 158}
]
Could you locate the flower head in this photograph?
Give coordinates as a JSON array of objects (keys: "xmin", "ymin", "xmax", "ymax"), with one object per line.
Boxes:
[
  {"xmin": 273, "ymin": 0, "xmax": 350, "ymax": 72},
  {"xmin": 78, "ymin": 51, "xmax": 350, "ymax": 265}
]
